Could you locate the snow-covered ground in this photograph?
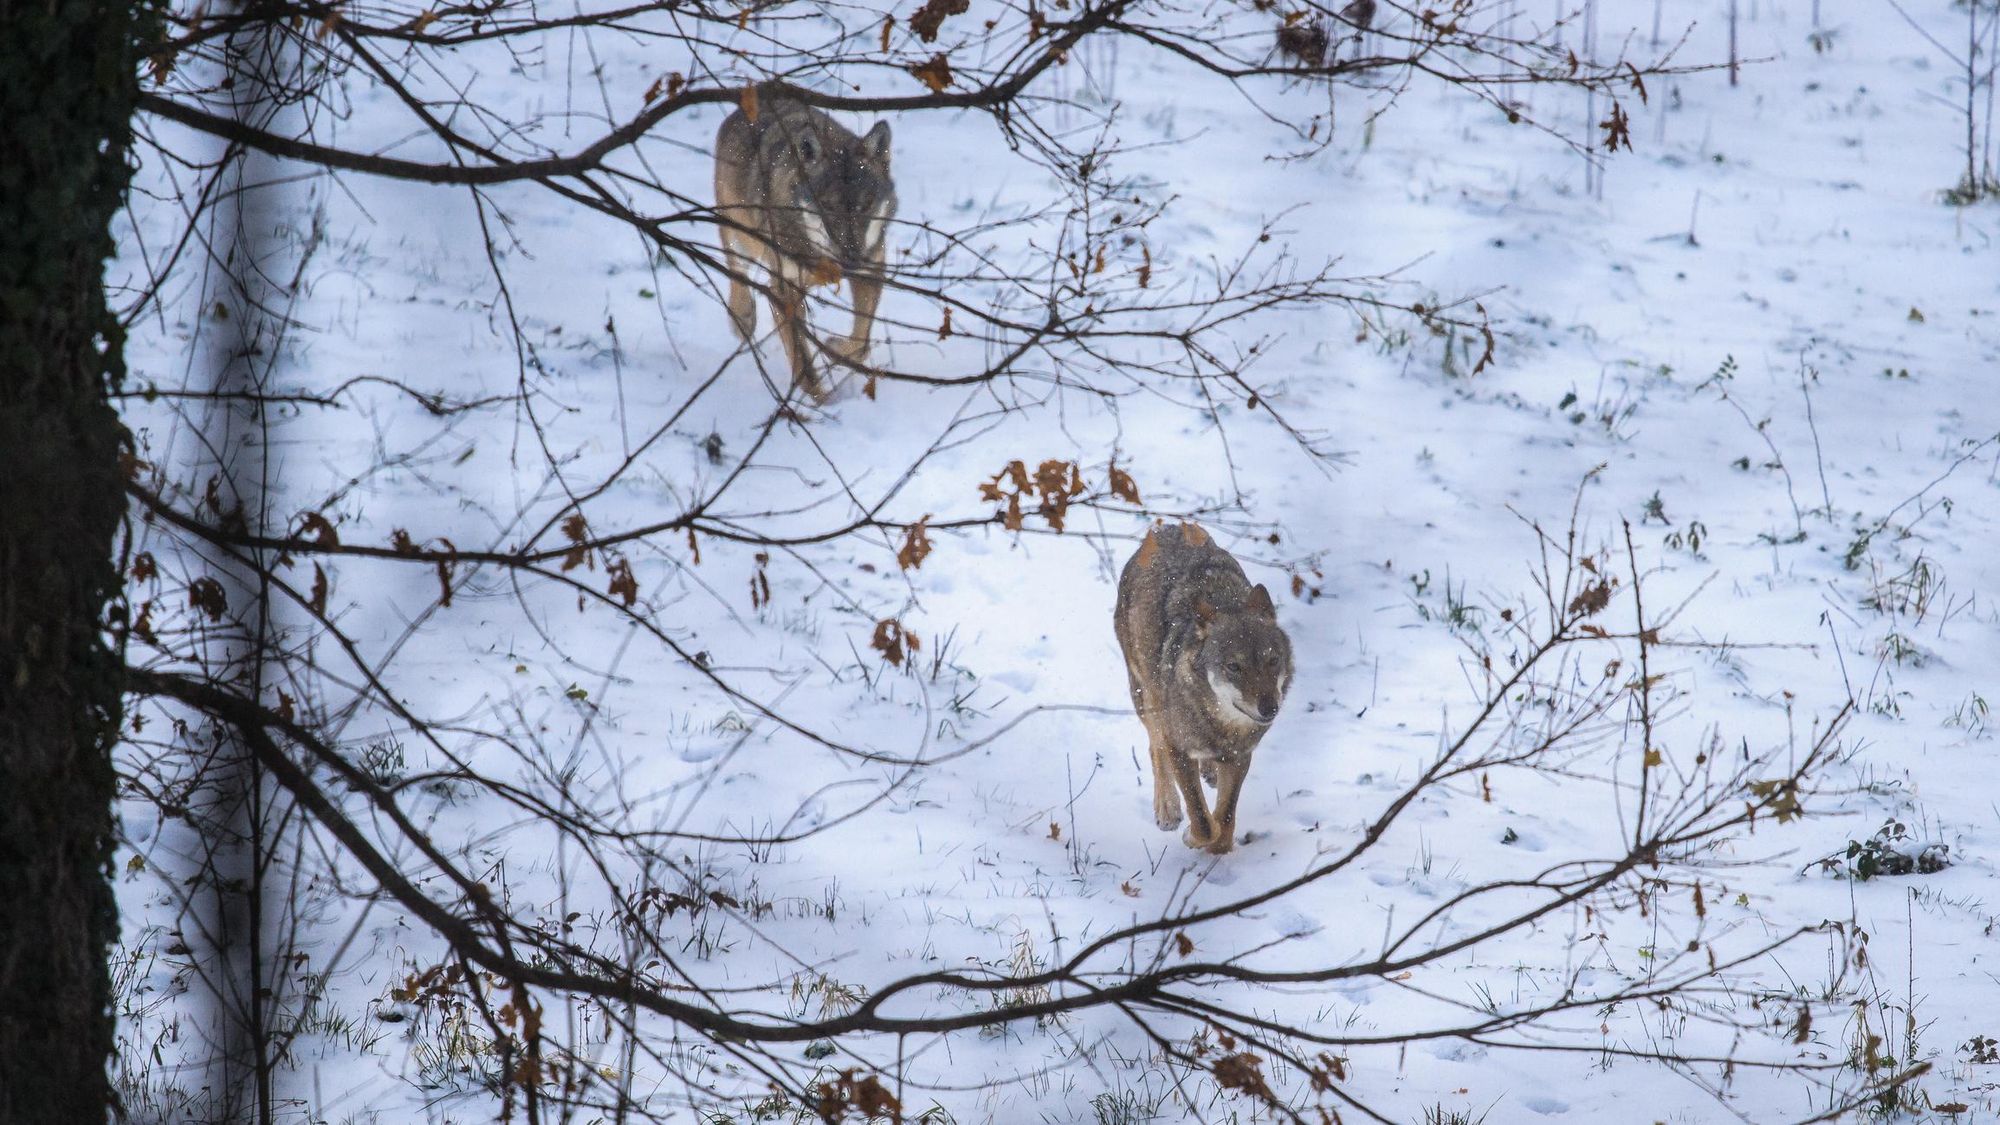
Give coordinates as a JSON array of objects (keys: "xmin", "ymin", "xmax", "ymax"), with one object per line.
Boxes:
[{"xmin": 110, "ymin": 0, "xmax": 2000, "ymax": 1121}]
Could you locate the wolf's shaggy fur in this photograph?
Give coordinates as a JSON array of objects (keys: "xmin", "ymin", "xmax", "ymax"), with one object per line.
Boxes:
[{"xmin": 1114, "ymin": 522, "xmax": 1294, "ymax": 853}]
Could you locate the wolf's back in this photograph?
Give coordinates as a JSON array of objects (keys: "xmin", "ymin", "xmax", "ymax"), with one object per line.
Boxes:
[
  {"xmin": 715, "ymin": 90, "xmax": 811, "ymax": 203},
  {"xmin": 1150, "ymin": 525, "xmax": 1253, "ymax": 617},
  {"xmin": 1118, "ymin": 524, "xmax": 1251, "ymax": 660}
]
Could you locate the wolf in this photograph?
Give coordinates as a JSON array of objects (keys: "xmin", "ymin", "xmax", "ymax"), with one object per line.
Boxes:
[
  {"xmin": 714, "ymin": 84, "xmax": 897, "ymax": 403},
  {"xmin": 1114, "ymin": 522, "xmax": 1294, "ymax": 854}
]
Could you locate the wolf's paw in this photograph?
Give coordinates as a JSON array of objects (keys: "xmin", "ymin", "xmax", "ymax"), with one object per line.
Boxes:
[
  {"xmin": 1182, "ymin": 824, "xmax": 1236, "ymax": 854},
  {"xmin": 827, "ymin": 334, "xmax": 870, "ymax": 364},
  {"xmin": 1153, "ymin": 781, "xmax": 1182, "ymax": 831}
]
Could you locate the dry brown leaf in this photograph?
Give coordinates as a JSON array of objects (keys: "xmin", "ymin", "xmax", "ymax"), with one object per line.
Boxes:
[
  {"xmin": 908, "ymin": 52, "xmax": 954, "ymax": 93},
  {"xmin": 910, "ymin": 0, "xmax": 970, "ymax": 41},
  {"xmin": 188, "ymin": 577, "xmax": 228, "ymax": 622},
  {"xmin": 1566, "ymin": 580, "xmax": 1612, "ymax": 618},
  {"xmin": 644, "ymin": 71, "xmax": 686, "ymax": 104},
  {"xmin": 434, "ymin": 538, "xmax": 457, "ymax": 607},
  {"xmin": 749, "ymin": 553, "xmax": 772, "ymax": 610},
  {"xmin": 298, "ymin": 511, "xmax": 339, "ymax": 547},
  {"xmin": 1107, "ymin": 461, "xmax": 1141, "ymax": 504},
  {"xmin": 607, "ymin": 558, "xmax": 638, "ymax": 607},
  {"xmin": 897, "ymin": 516, "xmax": 934, "ymax": 570},
  {"xmin": 1033, "ymin": 459, "xmax": 1071, "ymax": 498},
  {"xmin": 1600, "ymin": 100, "xmax": 1632, "ymax": 153},
  {"xmin": 1213, "ymin": 1052, "xmax": 1278, "ymax": 1105},
  {"xmin": 560, "ymin": 514, "xmax": 590, "ymax": 571},
  {"xmin": 814, "ymin": 1070, "xmax": 902, "ymax": 1123},
  {"xmin": 870, "ymin": 618, "xmax": 919, "ymax": 666}
]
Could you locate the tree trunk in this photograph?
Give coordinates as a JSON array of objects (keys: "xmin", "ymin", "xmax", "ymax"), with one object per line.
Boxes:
[{"xmin": 0, "ymin": 0, "xmax": 150, "ymax": 1119}]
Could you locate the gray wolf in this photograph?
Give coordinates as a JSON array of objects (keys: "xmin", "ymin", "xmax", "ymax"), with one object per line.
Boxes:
[
  {"xmin": 714, "ymin": 85, "xmax": 896, "ymax": 403},
  {"xmin": 1114, "ymin": 522, "xmax": 1294, "ymax": 854}
]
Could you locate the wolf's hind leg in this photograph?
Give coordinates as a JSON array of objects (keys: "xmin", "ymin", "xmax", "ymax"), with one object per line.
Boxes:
[
  {"xmin": 1125, "ymin": 666, "xmax": 1181, "ymax": 831},
  {"xmin": 1148, "ymin": 726, "xmax": 1182, "ymax": 831}
]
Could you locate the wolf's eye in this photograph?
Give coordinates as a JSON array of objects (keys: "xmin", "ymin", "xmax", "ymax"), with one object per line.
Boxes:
[{"xmin": 1225, "ymin": 661, "xmax": 1242, "ymax": 674}]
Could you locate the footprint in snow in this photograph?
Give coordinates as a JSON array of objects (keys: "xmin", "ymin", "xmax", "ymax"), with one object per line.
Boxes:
[
  {"xmin": 1191, "ymin": 859, "xmax": 1240, "ymax": 886},
  {"xmin": 790, "ymin": 798, "xmax": 827, "ymax": 830},
  {"xmin": 989, "ymin": 669, "xmax": 1037, "ymax": 693},
  {"xmin": 680, "ymin": 741, "xmax": 727, "ymax": 763},
  {"xmin": 1428, "ymin": 1040, "xmax": 1486, "ymax": 1063},
  {"xmin": 1271, "ymin": 907, "xmax": 1319, "ymax": 940},
  {"xmin": 1521, "ymin": 1094, "xmax": 1568, "ymax": 1115}
]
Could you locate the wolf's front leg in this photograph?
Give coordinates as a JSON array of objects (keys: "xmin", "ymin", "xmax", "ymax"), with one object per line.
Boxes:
[
  {"xmin": 1202, "ymin": 757, "xmax": 1251, "ymax": 855},
  {"xmin": 1169, "ymin": 748, "xmax": 1217, "ymax": 850},
  {"xmin": 828, "ymin": 269, "xmax": 884, "ymax": 365},
  {"xmin": 718, "ymin": 224, "xmax": 759, "ymax": 343},
  {"xmin": 769, "ymin": 279, "xmax": 831, "ymax": 403}
]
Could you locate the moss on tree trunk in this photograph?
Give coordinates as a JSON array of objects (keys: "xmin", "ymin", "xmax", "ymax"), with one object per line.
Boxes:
[{"xmin": 0, "ymin": 0, "xmax": 153, "ymax": 1118}]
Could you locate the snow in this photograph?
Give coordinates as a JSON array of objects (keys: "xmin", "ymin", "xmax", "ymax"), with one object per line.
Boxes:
[{"xmin": 110, "ymin": 0, "xmax": 2000, "ymax": 1121}]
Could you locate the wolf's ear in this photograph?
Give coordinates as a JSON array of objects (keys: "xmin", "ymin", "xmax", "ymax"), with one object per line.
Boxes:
[
  {"xmin": 1132, "ymin": 527, "xmax": 1161, "ymax": 570},
  {"xmin": 1194, "ymin": 597, "xmax": 1217, "ymax": 636},
  {"xmin": 863, "ymin": 120, "xmax": 892, "ymax": 162},
  {"xmin": 796, "ymin": 134, "xmax": 820, "ymax": 165},
  {"xmin": 1247, "ymin": 584, "xmax": 1275, "ymax": 619}
]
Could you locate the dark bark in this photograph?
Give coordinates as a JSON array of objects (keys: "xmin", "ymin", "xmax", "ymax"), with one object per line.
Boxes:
[{"xmin": 0, "ymin": 0, "xmax": 151, "ymax": 1119}]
